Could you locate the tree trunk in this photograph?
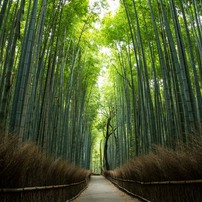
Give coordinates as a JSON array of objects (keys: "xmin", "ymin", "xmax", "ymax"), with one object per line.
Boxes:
[{"xmin": 104, "ymin": 117, "xmax": 111, "ymax": 170}]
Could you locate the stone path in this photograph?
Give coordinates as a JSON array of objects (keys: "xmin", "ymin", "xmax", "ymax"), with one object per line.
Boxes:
[{"xmin": 73, "ymin": 175, "xmax": 141, "ymax": 202}]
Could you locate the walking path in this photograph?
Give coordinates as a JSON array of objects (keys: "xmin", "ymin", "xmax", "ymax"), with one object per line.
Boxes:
[{"xmin": 73, "ymin": 175, "xmax": 141, "ymax": 202}]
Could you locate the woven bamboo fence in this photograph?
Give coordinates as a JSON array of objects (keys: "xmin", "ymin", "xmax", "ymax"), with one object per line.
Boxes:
[
  {"xmin": 105, "ymin": 173, "xmax": 202, "ymax": 202},
  {"xmin": 0, "ymin": 173, "xmax": 91, "ymax": 202}
]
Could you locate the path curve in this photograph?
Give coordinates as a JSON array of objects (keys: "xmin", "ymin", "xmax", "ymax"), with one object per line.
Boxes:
[{"xmin": 73, "ymin": 175, "xmax": 141, "ymax": 202}]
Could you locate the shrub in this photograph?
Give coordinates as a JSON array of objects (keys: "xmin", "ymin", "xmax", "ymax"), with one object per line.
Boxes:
[{"xmin": 0, "ymin": 135, "xmax": 91, "ymax": 202}]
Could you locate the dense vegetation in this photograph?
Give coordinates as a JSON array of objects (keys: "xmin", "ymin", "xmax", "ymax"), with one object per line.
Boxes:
[
  {"xmin": 0, "ymin": 0, "xmax": 101, "ymax": 168},
  {"xmin": 104, "ymin": 137, "xmax": 202, "ymax": 201},
  {"xmin": 0, "ymin": 135, "xmax": 90, "ymax": 201},
  {"xmin": 0, "ymin": 0, "xmax": 202, "ymax": 188},
  {"xmin": 100, "ymin": 0, "xmax": 202, "ymax": 170}
]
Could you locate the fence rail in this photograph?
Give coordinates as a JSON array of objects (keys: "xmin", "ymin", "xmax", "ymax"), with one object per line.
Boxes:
[
  {"xmin": 110, "ymin": 176, "xmax": 202, "ymax": 185},
  {"xmin": 105, "ymin": 174, "xmax": 202, "ymax": 202},
  {"xmin": 0, "ymin": 180, "xmax": 87, "ymax": 193},
  {"xmin": 109, "ymin": 178, "xmax": 151, "ymax": 202}
]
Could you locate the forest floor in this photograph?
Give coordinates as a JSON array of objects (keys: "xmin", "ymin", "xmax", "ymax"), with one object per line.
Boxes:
[{"xmin": 72, "ymin": 175, "xmax": 141, "ymax": 202}]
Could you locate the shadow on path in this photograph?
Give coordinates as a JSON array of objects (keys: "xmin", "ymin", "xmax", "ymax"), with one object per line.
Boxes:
[{"xmin": 73, "ymin": 175, "xmax": 140, "ymax": 202}]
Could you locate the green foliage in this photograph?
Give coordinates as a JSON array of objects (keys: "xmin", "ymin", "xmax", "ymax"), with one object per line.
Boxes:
[
  {"xmin": 0, "ymin": 0, "xmax": 202, "ymax": 173},
  {"xmin": 101, "ymin": 5, "xmax": 129, "ymax": 45}
]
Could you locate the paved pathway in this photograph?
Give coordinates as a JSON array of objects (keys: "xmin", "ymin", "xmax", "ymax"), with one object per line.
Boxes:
[{"xmin": 73, "ymin": 175, "xmax": 140, "ymax": 202}]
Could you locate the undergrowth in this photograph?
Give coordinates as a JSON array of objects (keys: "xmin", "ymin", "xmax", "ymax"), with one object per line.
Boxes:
[
  {"xmin": 105, "ymin": 137, "xmax": 202, "ymax": 202},
  {"xmin": 0, "ymin": 134, "xmax": 91, "ymax": 202}
]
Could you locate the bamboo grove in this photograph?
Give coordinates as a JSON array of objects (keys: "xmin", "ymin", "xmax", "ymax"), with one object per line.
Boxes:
[
  {"xmin": 101, "ymin": 0, "xmax": 202, "ymax": 169},
  {"xmin": 0, "ymin": 0, "xmax": 101, "ymax": 168},
  {"xmin": 0, "ymin": 0, "xmax": 202, "ymax": 172}
]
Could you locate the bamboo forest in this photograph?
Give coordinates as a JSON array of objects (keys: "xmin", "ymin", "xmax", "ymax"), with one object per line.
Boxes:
[{"xmin": 0, "ymin": 0, "xmax": 202, "ymax": 201}]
